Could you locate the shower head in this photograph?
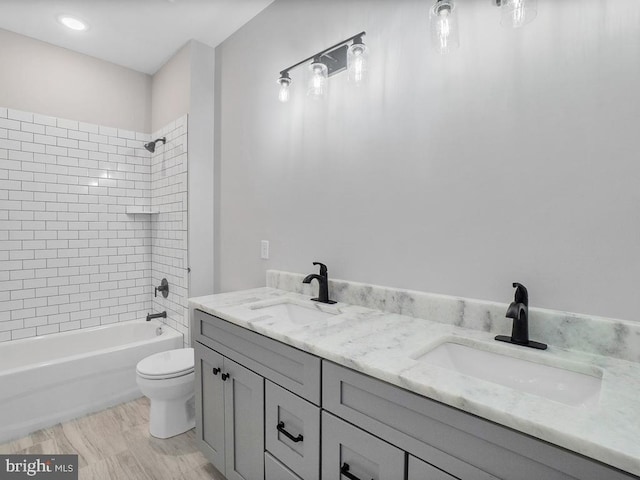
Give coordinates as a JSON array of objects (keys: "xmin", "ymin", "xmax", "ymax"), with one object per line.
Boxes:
[{"xmin": 143, "ymin": 137, "xmax": 166, "ymax": 154}]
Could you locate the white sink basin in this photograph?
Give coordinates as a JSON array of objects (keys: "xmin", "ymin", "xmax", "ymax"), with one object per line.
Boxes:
[
  {"xmin": 249, "ymin": 299, "xmax": 338, "ymax": 325},
  {"xmin": 415, "ymin": 341, "xmax": 602, "ymax": 408}
]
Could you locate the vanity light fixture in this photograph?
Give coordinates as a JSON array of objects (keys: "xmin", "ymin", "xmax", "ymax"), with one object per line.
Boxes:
[
  {"xmin": 277, "ymin": 72, "xmax": 292, "ymax": 103},
  {"xmin": 347, "ymin": 36, "xmax": 368, "ymax": 86},
  {"xmin": 307, "ymin": 59, "xmax": 329, "ymax": 99},
  {"xmin": 277, "ymin": 31, "xmax": 367, "ymax": 103},
  {"xmin": 496, "ymin": 0, "xmax": 538, "ymax": 28},
  {"xmin": 430, "ymin": 0, "xmax": 459, "ymax": 54},
  {"xmin": 57, "ymin": 14, "xmax": 88, "ymax": 31}
]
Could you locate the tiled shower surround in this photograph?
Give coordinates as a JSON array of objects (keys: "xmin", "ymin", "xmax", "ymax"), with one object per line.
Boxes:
[
  {"xmin": 150, "ymin": 116, "xmax": 189, "ymax": 345},
  {"xmin": 0, "ymin": 107, "xmax": 189, "ymax": 343}
]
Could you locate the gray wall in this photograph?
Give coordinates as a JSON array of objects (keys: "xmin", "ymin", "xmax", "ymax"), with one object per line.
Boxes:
[
  {"xmin": 0, "ymin": 28, "xmax": 215, "ymax": 341},
  {"xmin": 151, "ymin": 42, "xmax": 191, "ymax": 133},
  {"xmin": 215, "ymin": 0, "xmax": 640, "ymax": 321},
  {"xmin": 188, "ymin": 41, "xmax": 216, "ymax": 298},
  {"xmin": 146, "ymin": 39, "xmax": 217, "ymax": 299},
  {"xmin": 0, "ymin": 29, "xmax": 151, "ymax": 132},
  {"xmin": 148, "ymin": 39, "xmax": 216, "ymax": 304}
]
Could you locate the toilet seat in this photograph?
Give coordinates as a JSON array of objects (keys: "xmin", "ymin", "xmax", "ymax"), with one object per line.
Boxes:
[{"xmin": 136, "ymin": 347, "xmax": 194, "ymax": 380}]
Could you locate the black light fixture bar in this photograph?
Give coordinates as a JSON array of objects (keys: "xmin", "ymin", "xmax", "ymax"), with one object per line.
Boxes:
[{"xmin": 279, "ymin": 31, "xmax": 366, "ymax": 76}]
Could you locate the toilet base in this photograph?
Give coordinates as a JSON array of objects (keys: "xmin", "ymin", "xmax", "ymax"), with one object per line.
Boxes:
[
  {"xmin": 136, "ymin": 348, "xmax": 196, "ymax": 439},
  {"xmin": 149, "ymin": 394, "xmax": 196, "ymax": 439}
]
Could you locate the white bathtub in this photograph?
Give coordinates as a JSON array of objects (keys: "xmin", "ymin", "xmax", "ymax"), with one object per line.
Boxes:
[{"xmin": 0, "ymin": 320, "xmax": 182, "ymax": 444}]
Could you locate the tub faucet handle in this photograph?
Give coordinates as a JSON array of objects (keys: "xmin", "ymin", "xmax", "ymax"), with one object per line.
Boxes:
[{"xmin": 155, "ymin": 278, "xmax": 169, "ymax": 298}]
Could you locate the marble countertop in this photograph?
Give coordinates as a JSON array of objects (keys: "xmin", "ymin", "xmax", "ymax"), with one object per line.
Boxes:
[{"xmin": 189, "ymin": 287, "xmax": 640, "ymax": 477}]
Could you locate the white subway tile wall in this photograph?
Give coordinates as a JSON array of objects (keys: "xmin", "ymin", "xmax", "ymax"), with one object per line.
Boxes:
[
  {"xmin": 0, "ymin": 107, "xmax": 190, "ymax": 344},
  {"xmin": 150, "ymin": 115, "xmax": 189, "ymax": 347}
]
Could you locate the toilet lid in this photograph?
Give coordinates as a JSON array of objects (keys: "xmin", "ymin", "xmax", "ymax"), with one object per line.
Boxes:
[{"xmin": 136, "ymin": 347, "xmax": 194, "ymax": 379}]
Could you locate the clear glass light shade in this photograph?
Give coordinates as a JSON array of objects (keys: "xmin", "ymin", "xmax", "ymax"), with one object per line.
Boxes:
[
  {"xmin": 347, "ymin": 43, "xmax": 368, "ymax": 86},
  {"xmin": 277, "ymin": 77, "xmax": 291, "ymax": 103},
  {"xmin": 429, "ymin": 0, "xmax": 459, "ymax": 54},
  {"xmin": 307, "ymin": 61, "xmax": 328, "ymax": 99},
  {"xmin": 501, "ymin": 0, "xmax": 538, "ymax": 28}
]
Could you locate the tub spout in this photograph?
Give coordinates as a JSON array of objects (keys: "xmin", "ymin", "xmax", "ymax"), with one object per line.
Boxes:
[{"xmin": 146, "ymin": 311, "xmax": 167, "ymax": 322}]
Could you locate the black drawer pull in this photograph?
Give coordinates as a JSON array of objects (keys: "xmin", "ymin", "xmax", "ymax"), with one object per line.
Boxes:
[
  {"xmin": 277, "ymin": 421, "xmax": 304, "ymax": 443},
  {"xmin": 221, "ymin": 373, "xmax": 230, "ymax": 381},
  {"xmin": 212, "ymin": 367, "xmax": 220, "ymax": 375},
  {"xmin": 340, "ymin": 463, "xmax": 373, "ymax": 480}
]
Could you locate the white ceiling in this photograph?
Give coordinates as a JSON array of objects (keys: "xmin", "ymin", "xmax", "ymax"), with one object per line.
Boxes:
[{"xmin": 0, "ymin": 0, "xmax": 274, "ymax": 75}]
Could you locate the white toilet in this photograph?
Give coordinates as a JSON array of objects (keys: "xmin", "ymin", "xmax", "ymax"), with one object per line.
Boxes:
[{"xmin": 136, "ymin": 347, "xmax": 195, "ymax": 439}]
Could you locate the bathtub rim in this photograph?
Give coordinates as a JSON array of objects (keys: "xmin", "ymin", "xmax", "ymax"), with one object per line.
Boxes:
[{"xmin": 0, "ymin": 319, "xmax": 183, "ymax": 377}]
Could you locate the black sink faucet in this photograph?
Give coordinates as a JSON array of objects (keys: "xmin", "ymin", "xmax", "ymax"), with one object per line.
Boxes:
[
  {"xmin": 302, "ymin": 262, "xmax": 337, "ymax": 304},
  {"xmin": 495, "ymin": 283, "xmax": 547, "ymax": 350}
]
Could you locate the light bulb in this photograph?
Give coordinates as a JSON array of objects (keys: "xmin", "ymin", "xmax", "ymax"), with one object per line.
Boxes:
[
  {"xmin": 501, "ymin": 0, "xmax": 537, "ymax": 28},
  {"xmin": 279, "ymin": 83, "xmax": 290, "ymax": 103},
  {"xmin": 430, "ymin": 0, "xmax": 459, "ymax": 54},
  {"xmin": 307, "ymin": 61, "xmax": 328, "ymax": 99},
  {"xmin": 348, "ymin": 40, "xmax": 368, "ymax": 86},
  {"xmin": 57, "ymin": 15, "xmax": 87, "ymax": 31},
  {"xmin": 277, "ymin": 74, "xmax": 291, "ymax": 103}
]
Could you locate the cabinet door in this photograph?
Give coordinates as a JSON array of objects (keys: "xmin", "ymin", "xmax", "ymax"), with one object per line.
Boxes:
[
  {"xmin": 408, "ymin": 455, "xmax": 458, "ymax": 480},
  {"xmin": 265, "ymin": 452, "xmax": 302, "ymax": 480},
  {"xmin": 265, "ymin": 380, "xmax": 320, "ymax": 480},
  {"xmin": 321, "ymin": 411, "xmax": 405, "ymax": 480},
  {"xmin": 195, "ymin": 343, "xmax": 226, "ymax": 473},
  {"xmin": 223, "ymin": 357, "xmax": 265, "ymax": 480}
]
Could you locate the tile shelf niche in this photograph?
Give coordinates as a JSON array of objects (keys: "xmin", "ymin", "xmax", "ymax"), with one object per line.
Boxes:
[{"xmin": 125, "ymin": 208, "xmax": 160, "ymax": 215}]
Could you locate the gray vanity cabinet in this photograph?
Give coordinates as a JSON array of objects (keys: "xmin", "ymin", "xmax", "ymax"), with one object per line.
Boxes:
[
  {"xmin": 194, "ymin": 343, "xmax": 264, "ymax": 480},
  {"xmin": 223, "ymin": 357, "xmax": 265, "ymax": 480},
  {"xmin": 265, "ymin": 452, "xmax": 303, "ymax": 480},
  {"xmin": 321, "ymin": 411, "xmax": 405, "ymax": 480},
  {"xmin": 194, "ymin": 309, "xmax": 322, "ymax": 480},
  {"xmin": 195, "ymin": 343, "xmax": 225, "ymax": 469},
  {"xmin": 322, "ymin": 360, "xmax": 638, "ymax": 480},
  {"xmin": 194, "ymin": 309, "xmax": 639, "ymax": 480},
  {"xmin": 408, "ymin": 456, "xmax": 457, "ymax": 480},
  {"xmin": 265, "ymin": 380, "xmax": 320, "ymax": 480},
  {"xmin": 194, "ymin": 309, "xmax": 321, "ymax": 404}
]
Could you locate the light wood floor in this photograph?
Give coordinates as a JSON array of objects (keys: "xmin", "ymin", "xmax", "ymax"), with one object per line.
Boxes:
[{"xmin": 0, "ymin": 397, "xmax": 225, "ymax": 480}]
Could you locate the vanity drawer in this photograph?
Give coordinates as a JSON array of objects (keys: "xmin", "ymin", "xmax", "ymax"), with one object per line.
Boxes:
[
  {"xmin": 321, "ymin": 411, "xmax": 405, "ymax": 480},
  {"xmin": 322, "ymin": 360, "xmax": 636, "ymax": 480},
  {"xmin": 265, "ymin": 452, "xmax": 302, "ymax": 480},
  {"xmin": 265, "ymin": 381, "xmax": 320, "ymax": 480},
  {"xmin": 408, "ymin": 455, "xmax": 457, "ymax": 480},
  {"xmin": 194, "ymin": 309, "xmax": 321, "ymax": 404}
]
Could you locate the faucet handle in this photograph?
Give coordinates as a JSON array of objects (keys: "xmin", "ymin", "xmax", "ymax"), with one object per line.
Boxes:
[
  {"xmin": 155, "ymin": 278, "xmax": 169, "ymax": 298},
  {"xmin": 512, "ymin": 282, "xmax": 528, "ymax": 307},
  {"xmin": 312, "ymin": 262, "xmax": 328, "ymax": 277}
]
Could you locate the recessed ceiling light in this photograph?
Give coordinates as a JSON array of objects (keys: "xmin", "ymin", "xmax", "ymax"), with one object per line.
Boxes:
[{"xmin": 57, "ymin": 15, "xmax": 88, "ymax": 31}]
